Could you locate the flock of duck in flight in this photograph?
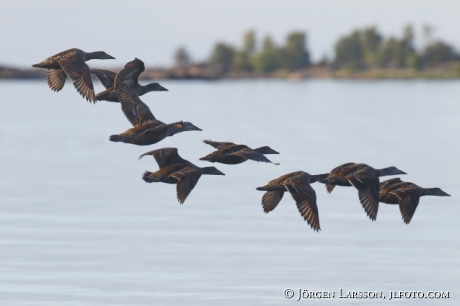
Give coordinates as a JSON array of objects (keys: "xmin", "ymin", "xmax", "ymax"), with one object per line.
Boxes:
[{"xmin": 32, "ymin": 48, "xmax": 451, "ymax": 232}]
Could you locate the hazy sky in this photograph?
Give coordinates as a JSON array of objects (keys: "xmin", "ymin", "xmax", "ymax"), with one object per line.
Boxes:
[{"xmin": 1, "ymin": 0, "xmax": 459, "ymax": 68}]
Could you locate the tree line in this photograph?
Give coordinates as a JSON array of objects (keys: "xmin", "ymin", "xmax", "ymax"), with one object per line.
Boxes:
[
  {"xmin": 175, "ymin": 30, "xmax": 310, "ymax": 74},
  {"xmin": 334, "ymin": 25, "xmax": 458, "ymax": 70},
  {"xmin": 174, "ymin": 25, "xmax": 459, "ymax": 74}
]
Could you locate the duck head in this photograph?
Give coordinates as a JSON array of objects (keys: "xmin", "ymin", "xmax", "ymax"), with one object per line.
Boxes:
[
  {"xmin": 130, "ymin": 57, "xmax": 144, "ymax": 66},
  {"xmin": 145, "ymin": 83, "xmax": 169, "ymax": 92},
  {"xmin": 379, "ymin": 166, "xmax": 407, "ymax": 176},
  {"xmin": 88, "ymin": 51, "xmax": 115, "ymax": 60},
  {"xmin": 166, "ymin": 121, "xmax": 202, "ymax": 137},
  {"xmin": 175, "ymin": 121, "xmax": 202, "ymax": 132},
  {"xmin": 424, "ymin": 188, "xmax": 451, "ymax": 197}
]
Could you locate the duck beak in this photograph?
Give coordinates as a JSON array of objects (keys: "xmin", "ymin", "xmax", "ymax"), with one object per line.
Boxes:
[
  {"xmin": 188, "ymin": 124, "xmax": 202, "ymax": 131},
  {"xmin": 158, "ymin": 85, "xmax": 168, "ymax": 91},
  {"xmin": 440, "ymin": 190, "xmax": 451, "ymax": 197},
  {"xmin": 396, "ymin": 169, "xmax": 407, "ymax": 175}
]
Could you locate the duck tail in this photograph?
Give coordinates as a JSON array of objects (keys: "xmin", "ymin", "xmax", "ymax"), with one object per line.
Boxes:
[
  {"xmin": 325, "ymin": 184, "xmax": 335, "ymax": 193},
  {"xmin": 95, "ymin": 91, "xmax": 106, "ymax": 101},
  {"xmin": 109, "ymin": 134, "xmax": 123, "ymax": 142},
  {"xmin": 199, "ymin": 154, "xmax": 214, "ymax": 162},
  {"xmin": 142, "ymin": 171, "xmax": 161, "ymax": 183},
  {"xmin": 32, "ymin": 61, "xmax": 48, "ymax": 68},
  {"xmin": 95, "ymin": 88, "xmax": 118, "ymax": 102}
]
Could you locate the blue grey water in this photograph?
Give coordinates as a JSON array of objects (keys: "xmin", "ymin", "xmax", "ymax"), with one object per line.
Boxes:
[{"xmin": 0, "ymin": 80, "xmax": 459, "ymax": 305}]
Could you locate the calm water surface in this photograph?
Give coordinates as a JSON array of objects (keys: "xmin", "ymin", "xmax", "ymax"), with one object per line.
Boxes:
[{"xmin": 0, "ymin": 80, "xmax": 459, "ymax": 305}]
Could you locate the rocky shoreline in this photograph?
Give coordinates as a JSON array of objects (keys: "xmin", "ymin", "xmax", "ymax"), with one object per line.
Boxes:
[{"xmin": 1, "ymin": 63, "xmax": 460, "ymax": 80}]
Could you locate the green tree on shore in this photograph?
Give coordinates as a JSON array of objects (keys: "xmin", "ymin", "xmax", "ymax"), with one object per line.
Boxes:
[
  {"xmin": 232, "ymin": 30, "xmax": 257, "ymax": 72},
  {"xmin": 361, "ymin": 27, "xmax": 382, "ymax": 67},
  {"xmin": 334, "ymin": 30, "xmax": 364, "ymax": 69},
  {"xmin": 210, "ymin": 42, "xmax": 235, "ymax": 73},
  {"xmin": 422, "ymin": 41, "xmax": 457, "ymax": 67},
  {"xmin": 208, "ymin": 30, "xmax": 312, "ymax": 74},
  {"xmin": 174, "ymin": 46, "xmax": 192, "ymax": 67},
  {"xmin": 207, "ymin": 26, "xmax": 459, "ymax": 76},
  {"xmin": 377, "ymin": 25, "xmax": 419, "ymax": 69},
  {"xmin": 281, "ymin": 32, "xmax": 310, "ymax": 70},
  {"xmin": 254, "ymin": 35, "xmax": 281, "ymax": 73},
  {"xmin": 333, "ymin": 24, "xmax": 459, "ymax": 71}
]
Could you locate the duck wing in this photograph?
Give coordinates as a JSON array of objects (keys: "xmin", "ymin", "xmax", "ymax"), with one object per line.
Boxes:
[
  {"xmin": 330, "ymin": 162, "xmax": 358, "ymax": 175},
  {"xmin": 261, "ymin": 191, "xmax": 284, "ymax": 213},
  {"xmin": 347, "ymin": 174, "xmax": 380, "ymax": 221},
  {"xmin": 169, "ymin": 168, "xmax": 202, "ymax": 204},
  {"xmin": 139, "ymin": 147, "xmax": 189, "ymax": 169},
  {"xmin": 47, "ymin": 69, "xmax": 67, "ymax": 92},
  {"xmin": 203, "ymin": 140, "xmax": 236, "ymax": 149},
  {"xmin": 117, "ymin": 83, "xmax": 156, "ymax": 126},
  {"xmin": 90, "ymin": 68, "xmax": 117, "ymax": 88},
  {"xmin": 389, "ymin": 188, "xmax": 421, "ymax": 224},
  {"xmin": 325, "ymin": 184, "xmax": 336, "ymax": 193},
  {"xmin": 230, "ymin": 148, "xmax": 279, "ymax": 164},
  {"xmin": 379, "ymin": 178, "xmax": 403, "ymax": 191},
  {"xmin": 141, "ymin": 123, "xmax": 169, "ymax": 135},
  {"xmin": 284, "ymin": 182, "xmax": 320, "ymax": 231},
  {"xmin": 114, "ymin": 58, "xmax": 145, "ymax": 87},
  {"xmin": 58, "ymin": 55, "xmax": 95, "ymax": 102},
  {"xmin": 379, "ymin": 178, "xmax": 405, "ymax": 203}
]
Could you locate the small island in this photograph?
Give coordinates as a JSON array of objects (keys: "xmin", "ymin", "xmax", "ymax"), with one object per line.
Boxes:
[{"xmin": 2, "ymin": 25, "xmax": 459, "ymax": 80}]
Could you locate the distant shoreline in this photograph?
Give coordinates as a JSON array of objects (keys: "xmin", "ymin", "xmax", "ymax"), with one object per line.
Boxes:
[{"xmin": 1, "ymin": 64, "xmax": 459, "ymax": 80}]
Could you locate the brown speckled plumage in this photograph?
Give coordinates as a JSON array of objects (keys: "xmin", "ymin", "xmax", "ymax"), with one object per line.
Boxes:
[
  {"xmin": 319, "ymin": 163, "xmax": 406, "ymax": 221},
  {"xmin": 32, "ymin": 48, "xmax": 115, "ymax": 102},
  {"xmin": 199, "ymin": 140, "xmax": 280, "ymax": 165},
  {"xmin": 109, "ymin": 83, "xmax": 201, "ymax": 145},
  {"xmin": 256, "ymin": 171, "xmax": 329, "ymax": 232},
  {"xmin": 379, "ymin": 178, "xmax": 450, "ymax": 224},
  {"xmin": 140, "ymin": 148, "xmax": 225, "ymax": 204}
]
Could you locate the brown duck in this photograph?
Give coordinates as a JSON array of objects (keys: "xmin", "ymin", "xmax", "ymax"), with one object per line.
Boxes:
[
  {"xmin": 91, "ymin": 58, "xmax": 168, "ymax": 102},
  {"xmin": 32, "ymin": 48, "xmax": 115, "ymax": 102},
  {"xmin": 256, "ymin": 171, "xmax": 329, "ymax": 231},
  {"xmin": 199, "ymin": 140, "xmax": 280, "ymax": 165},
  {"xmin": 319, "ymin": 163, "xmax": 406, "ymax": 221},
  {"xmin": 379, "ymin": 178, "xmax": 450, "ymax": 224},
  {"xmin": 109, "ymin": 83, "xmax": 201, "ymax": 145},
  {"xmin": 140, "ymin": 148, "xmax": 225, "ymax": 204}
]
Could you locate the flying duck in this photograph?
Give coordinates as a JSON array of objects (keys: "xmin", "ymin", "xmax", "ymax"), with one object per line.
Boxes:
[
  {"xmin": 140, "ymin": 147, "xmax": 225, "ymax": 204},
  {"xmin": 32, "ymin": 48, "xmax": 115, "ymax": 102},
  {"xmin": 379, "ymin": 178, "xmax": 450, "ymax": 224},
  {"xmin": 256, "ymin": 171, "xmax": 329, "ymax": 231},
  {"xmin": 91, "ymin": 58, "xmax": 168, "ymax": 102},
  {"xmin": 199, "ymin": 140, "xmax": 280, "ymax": 165},
  {"xmin": 109, "ymin": 83, "xmax": 201, "ymax": 145},
  {"xmin": 319, "ymin": 163, "xmax": 406, "ymax": 221}
]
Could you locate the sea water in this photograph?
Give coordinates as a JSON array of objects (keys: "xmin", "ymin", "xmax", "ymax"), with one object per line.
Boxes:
[{"xmin": 0, "ymin": 80, "xmax": 459, "ymax": 305}]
